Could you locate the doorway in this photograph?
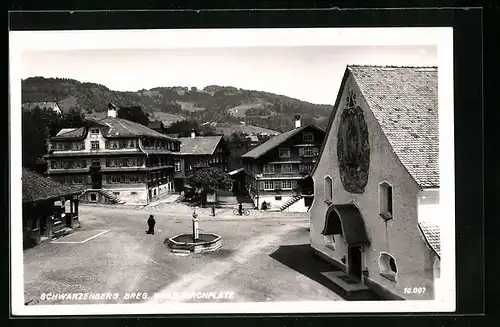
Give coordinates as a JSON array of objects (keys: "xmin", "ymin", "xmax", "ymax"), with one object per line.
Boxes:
[{"xmin": 348, "ymin": 246, "xmax": 362, "ymax": 281}]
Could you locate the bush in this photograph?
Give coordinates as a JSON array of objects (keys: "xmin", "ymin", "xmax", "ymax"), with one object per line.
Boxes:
[{"xmin": 261, "ymin": 201, "xmax": 268, "ymax": 210}]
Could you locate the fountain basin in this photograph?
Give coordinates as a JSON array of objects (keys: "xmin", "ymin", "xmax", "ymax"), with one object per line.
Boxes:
[{"xmin": 166, "ymin": 233, "xmax": 222, "ymax": 254}]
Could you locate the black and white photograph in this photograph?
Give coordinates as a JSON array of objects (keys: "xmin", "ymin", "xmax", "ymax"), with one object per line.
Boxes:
[{"xmin": 9, "ymin": 27, "xmax": 455, "ymax": 315}]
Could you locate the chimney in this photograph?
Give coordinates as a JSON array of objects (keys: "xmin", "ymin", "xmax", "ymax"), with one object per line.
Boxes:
[
  {"xmin": 294, "ymin": 114, "xmax": 302, "ymax": 128},
  {"xmin": 107, "ymin": 103, "xmax": 117, "ymax": 118},
  {"xmin": 190, "ymin": 129, "xmax": 196, "ymax": 138}
]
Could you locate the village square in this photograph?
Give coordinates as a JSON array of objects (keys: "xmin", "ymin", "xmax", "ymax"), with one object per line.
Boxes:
[{"xmin": 19, "ymin": 42, "xmax": 442, "ymax": 305}]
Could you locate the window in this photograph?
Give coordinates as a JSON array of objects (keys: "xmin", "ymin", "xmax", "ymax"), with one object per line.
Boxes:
[
  {"xmin": 279, "ymin": 148, "xmax": 290, "ymax": 158},
  {"xmin": 90, "ymin": 128, "xmax": 100, "ymax": 134},
  {"xmin": 323, "ymin": 235, "xmax": 335, "ymax": 250},
  {"xmin": 302, "ymin": 148, "xmax": 314, "ymax": 157},
  {"xmin": 299, "ymin": 164, "xmax": 313, "ymax": 173},
  {"xmin": 153, "ymin": 189, "xmax": 157, "ymax": 196},
  {"xmin": 113, "ymin": 192, "xmax": 120, "ymax": 196},
  {"xmin": 174, "ymin": 161, "xmax": 181, "ymax": 172},
  {"xmin": 263, "ymin": 164, "xmax": 274, "ymax": 174},
  {"xmin": 264, "ymin": 181, "xmax": 274, "ymax": 190},
  {"xmin": 379, "ymin": 253, "xmax": 398, "ymax": 282},
  {"xmin": 92, "ymin": 159, "xmax": 101, "ymax": 167},
  {"xmin": 111, "ymin": 175, "xmax": 120, "ymax": 183},
  {"xmin": 324, "ymin": 176, "xmax": 333, "ymax": 202},
  {"xmin": 91, "ymin": 141, "xmax": 100, "ymax": 150},
  {"xmin": 379, "ymin": 182, "xmax": 393, "ymax": 220},
  {"xmin": 303, "ymin": 132, "xmax": 314, "ymax": 142},
  {"xmin": 282, "ymin": 180, "xmax": 292, "ymax": 190},
  {"xmin": 90, "ymin": 193, "xmax": 97, "ymax": 202},
  {"xmin": 275, "ymin": 196, "xmax": 282, "ymax": 200},
  {"xmin": 131, "ymin": 192, "xmax": 138, "ymax": 195},
  {"xmin": 281, "ymin": 164, "xmax": 293, "ymax": 173}
]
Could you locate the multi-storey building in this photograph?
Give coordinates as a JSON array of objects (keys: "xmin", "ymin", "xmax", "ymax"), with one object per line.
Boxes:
[
  {"xmin": 241, "ymin": 115, "xmax": 325, "ymax": 212},
  {"xmin": 173, "ymin": 130, "xmax": 230, "ymax": 191},
  {"xmin": 44, "ymin": 104, "xmax": 181, "ymax": 205}
]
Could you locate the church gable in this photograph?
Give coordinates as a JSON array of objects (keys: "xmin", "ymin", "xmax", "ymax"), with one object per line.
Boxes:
[{"xmin": 312, "ymin": 65, "xmax": 439, "ymax": 189}]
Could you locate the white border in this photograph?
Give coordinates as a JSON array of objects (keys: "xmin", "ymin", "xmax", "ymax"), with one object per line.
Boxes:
[{"xmin": 10, "ymin": 27, "xmax": 455, "ymax": 315}]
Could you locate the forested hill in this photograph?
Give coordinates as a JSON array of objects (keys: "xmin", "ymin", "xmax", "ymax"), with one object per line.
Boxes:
[{"xmin": 21, "ymin": 77, "xmax": 332, "ymax": 132}]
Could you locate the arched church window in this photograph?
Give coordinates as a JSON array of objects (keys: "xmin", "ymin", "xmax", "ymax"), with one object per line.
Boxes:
[
  {"xmin": 379, "ymin": 252, "xmax": 398, "ymax": 282},
  {"xmin": 324, "ymin": 176, "xmax": 333, "ymax": 202}
]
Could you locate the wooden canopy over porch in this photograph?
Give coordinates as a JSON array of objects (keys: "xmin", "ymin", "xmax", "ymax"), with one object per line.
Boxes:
[{"xmin": 22, "ymin": 168, "xmax": 84, "ymax": 248}]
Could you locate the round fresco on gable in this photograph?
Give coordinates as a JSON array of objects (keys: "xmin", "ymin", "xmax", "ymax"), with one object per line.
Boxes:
[{"xmin": 336, "ymin": 90, "xmax": 370, "ymax": 194}]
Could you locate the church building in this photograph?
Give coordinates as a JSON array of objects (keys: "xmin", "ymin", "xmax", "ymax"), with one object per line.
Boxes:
[{"xmin": 309, "ymin": 65, "xmax": 441, "ymax": 300}]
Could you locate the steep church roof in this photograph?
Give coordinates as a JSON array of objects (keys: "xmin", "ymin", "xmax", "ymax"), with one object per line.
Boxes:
[
  {"xmin": 349, "ymin": 65, "xmax": 439, "ymax": 188},
  {"xmin": 313, "ymin": 65, "xmax": 439, "ymax": 189}
]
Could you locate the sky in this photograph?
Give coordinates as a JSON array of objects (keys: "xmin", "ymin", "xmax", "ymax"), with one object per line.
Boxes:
[{"xmin": 22, "ymin": 45, "xmax": 437, "ymax": 105}]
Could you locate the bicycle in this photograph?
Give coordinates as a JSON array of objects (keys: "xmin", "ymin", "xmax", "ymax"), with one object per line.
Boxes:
[{"xmin": 233, "ymin": 208, "xmax": 250, "ymax": 216}]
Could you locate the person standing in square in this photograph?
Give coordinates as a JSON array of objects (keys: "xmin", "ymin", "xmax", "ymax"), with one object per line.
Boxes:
[{"xmin": 146, "ymin": 214, "xmax": 156, "ymax": 235}]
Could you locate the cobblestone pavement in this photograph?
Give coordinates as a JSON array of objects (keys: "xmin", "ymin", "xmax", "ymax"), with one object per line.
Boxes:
[{"xmin": 23, "ymin": 204, "xmax": 342, "ymax": 306}]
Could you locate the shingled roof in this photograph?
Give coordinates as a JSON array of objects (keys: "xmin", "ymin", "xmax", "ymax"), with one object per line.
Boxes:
[
  {"xmin": 51, "ymin": 127, "xmax": 87, "ymax": 140},
  {"xmin": 22, "ymin": 168, "xmax": 83, "ymax": 203},
  {"xmin": 349, "ymin": 65, "xmax": 439, "ymax": 188},
  {"xmin": 177, "ymin": 135, "xmax": 224, "ymax": 155},
  {"xmin": 418, "ymin": 221, "xmax": 440, "ymax": 258},
  {"xmin": 242, "ymin": 124, "xmax": 323, "ymax": 159},
  {"xmin": 51, "ymin": 117, "xmax": 180, "ymax": 142}
]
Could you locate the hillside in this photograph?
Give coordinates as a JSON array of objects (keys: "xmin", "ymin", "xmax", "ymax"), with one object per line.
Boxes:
[{"xmin": 21, "ymin": 77, "xmax": 333, "ymax": 132}]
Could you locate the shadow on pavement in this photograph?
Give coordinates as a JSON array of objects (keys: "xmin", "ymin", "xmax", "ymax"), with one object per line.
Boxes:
[{"xmin": 269, "ymin": 244, "xmax": 381, "ymax": 301}]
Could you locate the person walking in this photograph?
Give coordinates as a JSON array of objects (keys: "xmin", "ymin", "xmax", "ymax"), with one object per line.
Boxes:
[
  {"xmin": 146, "ymin": 214, "xmax": 156, "ymax": 235},
  {"xmin": 238, "ymin": 202, "xmax": 243, "ymax": 216}
]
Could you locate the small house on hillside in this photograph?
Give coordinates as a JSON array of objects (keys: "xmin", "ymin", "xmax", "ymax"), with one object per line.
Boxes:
[
  {"xmin": 22, "ymin": 101, "xmax": 62, "ymax": 115},
  {"xmin": 309, "ymin": 65, "xmax": 440, "ymax": 300},
  {"xmin": 22, "ymin": 168, "xmax": 83, "ymax": 249}
]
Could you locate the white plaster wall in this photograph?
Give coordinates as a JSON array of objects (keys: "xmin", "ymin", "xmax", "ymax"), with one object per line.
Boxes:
[
  {"xmin": 258, "ymin": 194, "xmax": 293, "ymax": 210},
  {"xmin": 283, "ymin": 198, "xmax": 309, "ymax": 213}
]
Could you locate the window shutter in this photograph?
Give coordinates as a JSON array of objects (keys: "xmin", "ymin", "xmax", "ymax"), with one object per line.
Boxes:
[
  {"xmin": 313, "ymin": 148, "xmax": 319, "ymax": 156},
  {"xmin": 292, "ymin": 180, "xmax": 297, "ymax": 189},
  {"xmin": 259, "ymin": 181, "xmax": 265, "ymax": 190},
  {"xmin": 299, "ymin": 148, "xmax": 304, "ymax": 157}
]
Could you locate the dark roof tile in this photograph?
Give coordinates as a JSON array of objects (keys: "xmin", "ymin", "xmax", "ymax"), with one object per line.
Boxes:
[
  {"xmin": 22, "ymin": 168, "xmax": 83, "ymax": 203},
  {"xmin": 177, "ymin": 135, "xmax": 223, "ymax": 155}
]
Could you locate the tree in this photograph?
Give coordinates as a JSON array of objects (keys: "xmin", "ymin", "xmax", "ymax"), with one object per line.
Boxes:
[
  {"xmin": 165, "ymin": 119, "xmax": 219, "ymax": 137},
  {"xmin": 185, "ymin": 167, "xmax": 233, "ymax": 206},
  {"xmin": 117, "ymin": 105, "xmax": 150, "ymax": 126},
  {"xmin": 60, "ymin": 108, "xmax": 89, "ymax": 127},
  {"xmin": 22, "ymin": 106, "xmax": 63, "ymax": 169}
]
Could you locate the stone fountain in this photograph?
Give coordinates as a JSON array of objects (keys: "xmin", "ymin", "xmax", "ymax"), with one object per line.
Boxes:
[{"xmin": 166, "ymin": 207, "xmax": 222, "ymax": 254}]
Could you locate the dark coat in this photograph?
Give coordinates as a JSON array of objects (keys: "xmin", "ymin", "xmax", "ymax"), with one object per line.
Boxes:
[{"xmin": 147, "ymin": 217, "xmax": 156, "ymax": 227}]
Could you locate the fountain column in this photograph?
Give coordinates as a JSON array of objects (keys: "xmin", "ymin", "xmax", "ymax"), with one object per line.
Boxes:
[{"xmin": 192, "ymin": 207, "xmax": 199, "ymax": 241}]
